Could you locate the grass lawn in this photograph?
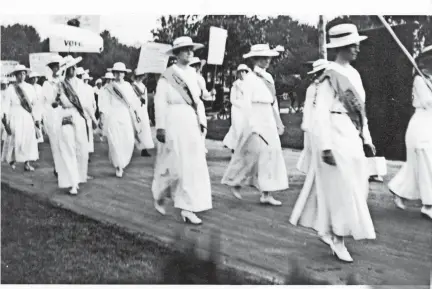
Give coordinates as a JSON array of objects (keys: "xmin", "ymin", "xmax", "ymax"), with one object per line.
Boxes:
[
  {"xmin": 207, "ymin": 112, "xmax": 304, "ymax": 150},
  {"xmin": 0, "ymin": 184, "xmax": 270, "ymax": 284}
]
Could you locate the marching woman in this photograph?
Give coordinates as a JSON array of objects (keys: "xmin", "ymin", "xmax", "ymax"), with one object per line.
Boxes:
[
  {"xmin": 1, "ymin": 78, "xmax": 9, "ymax": 149},
  {"xmin": 221, "ymin": 44, "xmax": 288, "ymax": 205},
  {"xmin": 222, "ymin": 64, "xmax": 250, "ymax": 152},
  {"xmin": 99, "ymin": 62, "xmax": 142, "ymax": 178},
  {"xmin": 388, "ymin": 47, "xmax": 432, "ymax": 219},
  {"xmin": 56, "ymin": 56, "xmax": 95, "ymax": 195},
  {"xmin": 302, "ymin": 23, "xmax": 377, "ymax": 262},
  {"xmin": 2, "ymin": 64, "xmax": 41, "ymax": 171},
  {"xmin": 81, "ymin": 72, "xmax": 98, "ymax": 158},
  {"xmin": 131, "ymin": 69, "xmax": 154, "ymax": 157},
  {"xmin": 152, "ymin": 36, "xmax": 212, "ymax": 225},
  {"xmin": 28, "ymin": 72, "xmax": 44, "ymax": 144},
  {"xmin": 42, "ymin": 54, "xmax": 65, "ymax": 177}
]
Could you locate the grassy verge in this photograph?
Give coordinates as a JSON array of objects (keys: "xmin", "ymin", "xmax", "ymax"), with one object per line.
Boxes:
[
  {"xmin": 0, "ymin": 184, "xmax": 270, "ymax": 284},
  {"xmin": 206, "ymin": 112, "xmax": 304, "ymax": 150}
]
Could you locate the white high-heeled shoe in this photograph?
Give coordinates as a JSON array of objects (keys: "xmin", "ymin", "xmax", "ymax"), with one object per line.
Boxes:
[
  {"xmin": 181, "ymin": 210, "xmax": 202, "ymax": 225},
  {"xmin": 231, "ymin": 187, "xmax": 242, "ymax": 200},
  {"xmin": 69, "ymin": 186, "xmax": 78, "ymax": 195},
  {"xmin": 394, "ymin": 196, "xmax": 406, "ymax": 210},
  {"xmin": 260, "ymin": 194, "xmax": 282, "ymax": 206},
  {"xmin": 421, "ymin": 206, "xmax": 432, "ymax": 220},
  {"xmin": 331, "ymin": 238, "xmax": 353, "ymax": 263},
  {"xmin": 115, "ymin": 168, "xmax": 123, "ymax": 178},
  {"xmin": 154, "ymin": 200, "xmax": 166, "ymax": 215}
]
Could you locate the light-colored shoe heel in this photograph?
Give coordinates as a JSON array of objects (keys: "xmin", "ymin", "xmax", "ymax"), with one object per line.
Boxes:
[
  {"xmin": 154, "ymin": 200, "xmax": 166, "ymax": 215},
  {"xmin": 181, "ymin": 211, "xmax": 202, "ymax": 225},
  {"xmin": 231, "ymin": 188, "xmax": 243, "ymax": 200}
]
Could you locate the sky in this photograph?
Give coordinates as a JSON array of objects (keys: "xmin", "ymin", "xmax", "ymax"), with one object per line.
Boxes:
[{"xmin": 0, "ymin": 14, "xmax": 331, "ymax": 46}]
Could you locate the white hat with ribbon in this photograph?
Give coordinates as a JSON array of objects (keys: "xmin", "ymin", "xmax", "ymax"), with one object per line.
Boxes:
[
  {"xmin": 307, "ymin": 59, "xmax": 330, "ymax": 74},
  {"xmin": 107, "ymin": 62, "xmax": 131, "ymax": 73},
  {"xmin": 237, "ymin": 64, "xmax": 250, "ymax": 72},
  {"xmin": 11, "ymin": 64, "xmax": 31, "ymax": 74},
  {"xmin": 188, "ymin": 57, "xmax": 202, "ymax": 66},
  {"xmin": 166, "ymin": 36, "xmax": 204, "ymax": 56},
  {"xmin": 76, "ymin": 67, "xmax": 89, "ymax": 76},
  {"xmin": 326, "ymin": 23, "xmax": 368, "ymax": 49},
  {"xmin": 62, "ymin": 55, "xmax": 83, "ymax": 70},
  {"xmin": 102, "ymin": 72, "xmax": 115, "ymax": 79},
  {"xmin": 95, "ymin": 78, "xmax": 102, "ymax": 84},
  {"xmin": 47, "ymin": 54, "xmax": 65, "ymax": 66},
  {"xmin": 243, "ymin": 44, "xmax": 280, "ymax": 59},
  {"xmin": 83, "ymin": 73, "xmax": 93, "ymax": 80}
]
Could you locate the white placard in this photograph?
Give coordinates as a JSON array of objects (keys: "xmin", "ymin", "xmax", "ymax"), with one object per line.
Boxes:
[
  {"xmin": 0, "ymin": 60, "xmax": 19, "ymax": 77},
  {"xmin": 29, "ymin": 53, "xmax": 59, "ymax": 77},
  {"xmin": 207, "ymin": 27, "xmax": 228, "ymax": 65},
  {"xmin": 50, "ymin": 15, "xmax": 100, "ymax": 34},
  {"xmin": 136, "ymin": 42, "xmax": 172, "ymax": 74},
  {"xmin": 48, "ymin": 24, "xmax": 103, "ymax": 53}
]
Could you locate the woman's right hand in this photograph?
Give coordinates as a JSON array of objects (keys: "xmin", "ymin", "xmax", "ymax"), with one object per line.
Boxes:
[{"xmin": 156, "ymin": 129, "xmax": 166, "ymax": 143}]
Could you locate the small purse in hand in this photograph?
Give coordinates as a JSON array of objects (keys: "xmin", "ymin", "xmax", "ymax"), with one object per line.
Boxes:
[{"xmin": 62, "ymin": 116, "xmax": 73, "ymax": 126}]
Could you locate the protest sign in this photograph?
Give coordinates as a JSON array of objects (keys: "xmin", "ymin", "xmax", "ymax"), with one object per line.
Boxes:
[
  {"xmin": 29, "ymin": 53, "xmax": 59, "ymax": 77},
  {"xmin": 1, "ymin": 61, "xmax": 19, "ymax": 77},
  {"xmin": 207, "ymin": 27, "xmax": 228, "ymax": 65},
  {"xmin": 136, "ymin": 42, "xmax": 172, "ymax": 74}
]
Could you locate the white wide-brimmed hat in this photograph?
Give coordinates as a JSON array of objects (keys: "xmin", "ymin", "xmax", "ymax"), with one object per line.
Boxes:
[
  {"xmin": 326, "ymin": 23, "xmax": 368, "ymax": 49},
  {"xmin": 307, "ymin": 59, "xmax": 330, "ymax": 75},
  {"xmin": 11, "ymin": 64, "xmax": 31, "ymax": 74},
  {"xmin": 107, "ymin": 62, "xmax": 131, "ymax": 73},
  {"xmin": 95, "ymin": 78, "xmax": 102, "ymax": 84},
  {"xmin": 189, "ymin": 57, "xmax": 202, "ymax": 66},
  {"xmin": 76, "ymin": 67, "xmax": 89, "ymax": 76},
  {"xmin": 166, "ymin": 36, "xmax": 204, "ymax": 56},
  {"xmin": 28, "ymin": 72, "xmax": 41, "ymax": 79},
  {"xmin": 83, "ymin": 73, "xmax": 93, "ymax": 80},
  {"xmin": 102, "ymin": 72, "xmax": 115, "ymax": 79},
  {"xmin": 47, "ymin": 54, "xmax": 65, "ymax": 66},
  {"xmin": 62, "ymin": 55, "xmax": 83, "ymax": 70},
  {"xmin": 243, "ymin": 44, "xmax": 280, "ymax": 59},
  {"xmin": 237, "ymin": 64, "xmax": 250, "ymax": 72}
]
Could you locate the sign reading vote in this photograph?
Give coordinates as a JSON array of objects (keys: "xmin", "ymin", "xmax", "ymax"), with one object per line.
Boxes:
[{"xmin": 136, "ymin": 42, "xmax": 172, "ymax": 74}]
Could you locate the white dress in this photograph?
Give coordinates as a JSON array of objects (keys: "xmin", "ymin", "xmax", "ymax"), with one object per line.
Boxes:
[
  {"xmin": 388, "ymin": 75, "xmax": 432, "ymax": 205},
  {"xmin": 56, "ymin": 78, "xmax": 89, "ymax": 189},
  {"xmin": 221, "ymin": 66, "xmax": 289, "ymax": 192},
  {"xmin": 99, "ymin": 80, "xmax": 138, "ymax": 170},
  {"xmin": 223, "ymin": 79, "xmax": 246, "ymax": 150},
  {"xmin": 152, "ymin": 64, "xmax": 212, "ymax": 212},
  {"xmin": 304, "ymin": 63, "xmax": 376, "ymax": 240},
  {"xmin": 132, "ymin": 81, "xmax": 155, "ymax": 150},
  {"xmin": 80, "ymin": 81, "xmax": 97, "ymax": 153},
  {"xmin": 32, "ymin": 83, "xmax": 44, "ymax": 143},
  {"xmin": 1, "ymin": 88, "xmax": 8, "ymax": 142},
  {"xmin": 42, "ymin": 78, "xmax": 63, "ymax": 172},
  {"xmin": 1, "ymin": 83, "xmax": 40, "ymax": 163}
]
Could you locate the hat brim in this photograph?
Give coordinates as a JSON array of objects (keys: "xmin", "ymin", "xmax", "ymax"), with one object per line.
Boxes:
[
  {"xmin": 107, "ymin": 68, "xmax": 132, "ymax": 73},
  {"xmin": 326, "ymin": 35, "xmax": 368, "ymax": 49},
  {"xmin": 12, "ymin": 68, "xmax": 31, "ymax": 74},
  {"xmin": 166, "ymin": 43, "xmax": 204, "ymax": 56},
  {"xmin": 307, "ymin": 66, "xmax": 328, "ymax": 75},
  {"xmin": 243, "ymin": 50, "xmax": 280, "ymax": 59},
  {"xmin": 64, "ymin": 57, "xmax": 83, "ymax": 70}
]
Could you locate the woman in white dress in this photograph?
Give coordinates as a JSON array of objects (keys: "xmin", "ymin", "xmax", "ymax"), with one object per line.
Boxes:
[
  {"xmin": 152, "ymin": 36, "xmax": 212, "ymax": 225},
  {"xmin": 221, "ymin": 44, "xmax": 288, "ymax": 206},
  {"xmin": 81, "ymin": 72, "xmax": 98, "ymax": 158},
  {"xmin": 1, "ymin": 78, "xmax": 10, "ymax": 149},
  {"xmin": 2, "ymin": 64, "xmax": 40, "ymax": 171},
  {"xmin": 388, "ymin": 47, "xmax": 432, "ymax": 219},
  {"xmin": 223, "ymin": 64, "xmax": 250, "ymax": 152},
  {"xmin": 301, "ymin": 23, "xmax": 377, "ymax": 263},
  {"xmin": 55, "ymin": 56, "xmax": 95, "ymax": 195},
  {"xmin": 99, "ymin": 62, "xmax": 142, "ymax": 178},
  {"xmin": 131, "ymin": 69, "xmax": 155, "ymax": 157}
]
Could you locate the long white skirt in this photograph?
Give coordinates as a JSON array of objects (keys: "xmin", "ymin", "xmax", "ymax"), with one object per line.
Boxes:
[
  {"xmin": 44, "ymin": 106, "xmax": 62, "ymax": 172},
  {"xmin": 57, "ymin": 109, "xmax": 89, "ymax": 188},
  {"xmin": 221, "ymin": 103, "xmax": 289, "ymax": 192},
  {"xmin": 368, "ymin": 157, "xmax": 388, "ymax": 176},
  {"xmin": 2, "ymin": 106, "xmax": 39, "ymax": 163},
  {"xmin": 223, "ymin": 106, "xmax": 245, "ymax": 150},
  {"xmin": 388, "ymin": 109, "xmax": 432, "ymax": 205},
  {"xmin": 317, "ymin": 114, "xmax": 376, "ymax": 240},
  {"xmin": 296, "ymin": 132, "xmax": 312, "ymax": 174},
  {"xmin": 152, "ymin": 104, "xmax": 212, "ymax": 212},
  {"xmin": 135, "ymin": 104, "xmax": 154, "ymax": 150},
  {"xmin": 104, "ymin": 104, "xmax": 135, "ymax": 170}
]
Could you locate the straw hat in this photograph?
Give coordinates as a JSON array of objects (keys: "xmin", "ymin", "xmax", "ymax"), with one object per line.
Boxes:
[
  {"xmin": 237, "ymin": 64, "xmax": 250, "ymax": 72},
  {"xmin": 62, "ymin": 55, "xmax": 83, "ymax": 70},
  {"xmin": 134, "ymin": 68, "xmax": 146, "ymax": 77},
  {"xmin": 307, "ymin": 59, "xmax": 330, "ymax": 75},
  {"xmin": 107, "ymin": 62, "xmax": 131, "ymax": 73},
  {"xmin": 28, "ymin": 72, "xmax": 41, "ymax": 79},
  {"xmin": 83, "ymin": 73, "xmax": 93, "ymax": 81},
  {"xmin": 243, "ymin": 44, "xmax": 280, "ymax": 59},
  {"xmin": 166, "ymin": 36, "xmax": 204, "ymax": 56},
  {"xmin": 76, "ymin": 67, "xmax": 89, "ymax": 76},
  {"xmin": 46, "ymin": 54, "xmax": 65, "ymax": 66},
  {"xmin": 189, "ymin": 57, "xmax": 202, "ymax": 66},
  {"xmin": 95, "ymin": 78, "xmax": 102, "ymax": 84},
  {"xmin": 102, "ymin": 72, "xmax": 115, "ymax": 79},
  {"xmin": 326, "ymin": 23, "xmax": 367, "ymax": 49},
  {"xmin": 11, "ymin": 64, "xmax": 31, "ymax": 74}
]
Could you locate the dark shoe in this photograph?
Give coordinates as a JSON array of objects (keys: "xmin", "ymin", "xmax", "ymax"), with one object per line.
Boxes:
[
  {"xmin": 141, "ymin": 149, "xmax": 151, "ymax": 157},
  {"xmin": 54, "ymin": 169, "xmax": 58, "ymax": 178}
]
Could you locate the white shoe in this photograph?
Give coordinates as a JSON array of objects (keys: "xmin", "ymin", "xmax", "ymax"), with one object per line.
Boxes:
[
  {"xmin": 87, "ymin": 175, "xmax": 94, "ymax": 180},
  {"xmin": 24, "ymin": 163, "xmax": 35, "ymax": 171},
  {"xmin": 421, "ymin": 206, "xmax": 432, "ymax": 220},
  {"xmin": 331, "ymin": 239, "xmax": 353, "ymax": 263},
  {"xmin": 231, "ymin": 187, "xmax": 242, "ymax": 200},
  {"xmin": 260, "ymin": 195, "xmax": 282, "ymax": 206},
  {"xmin": 116, "ymin": 168, "xmax": 123, "ymax": 178},
  {"xmin": 319, "ymin": 233, "xmax": 334, "ymax": 247},
  {"xmin": 181, "ymin": 210, "xmax": 202, "ymax": 225},
  {"xmin": 154, "ymin": 200, "xmax": 166, "ymax": 215},
  {"xmin": 394, "ymin": 196, "xmax": 406, "ymax": 210},
  {"xmin": 69, "ymin": 186, "xmax": 78, "ymax": 195}
]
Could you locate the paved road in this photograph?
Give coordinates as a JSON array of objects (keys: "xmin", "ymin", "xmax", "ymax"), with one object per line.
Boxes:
[{"xmin": 1, "ymin": 137, "xmax": 431, "ymax": 285}]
